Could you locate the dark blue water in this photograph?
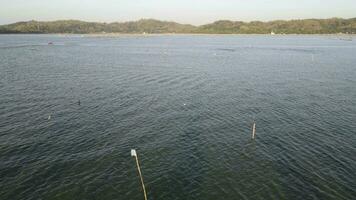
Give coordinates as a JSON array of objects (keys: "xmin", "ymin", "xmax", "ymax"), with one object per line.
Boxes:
[{"xmin": 0, "ymin": 34, "xmax": 355, "ymax": 200}]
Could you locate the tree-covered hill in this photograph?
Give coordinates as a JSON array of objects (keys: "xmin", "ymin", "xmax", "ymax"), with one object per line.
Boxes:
[
  {"xmin": 197, "ymin": 18, "xmax": 356, "ymax": 34},
  {"xmin": 0, "ymin": 18, "xmax": 355, "ymax": 34},
  {"xmin": 0, "ymin": 19, "xmax": 196, "ymax": 34}
]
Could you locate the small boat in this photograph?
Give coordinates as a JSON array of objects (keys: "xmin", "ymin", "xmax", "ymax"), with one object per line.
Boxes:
[
  {"xmin": 48, "ymin": 42, "xmax": 54, "ymax": 45},
  {"xmin": 339, "ymin": 36, "xmax": 352, "ymax": 41}
]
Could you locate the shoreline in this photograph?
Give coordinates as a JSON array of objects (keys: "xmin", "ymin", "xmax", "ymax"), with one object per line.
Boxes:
[{"xmin": 0, "ymin": 33, "xmax": 355, "ymax": 37}]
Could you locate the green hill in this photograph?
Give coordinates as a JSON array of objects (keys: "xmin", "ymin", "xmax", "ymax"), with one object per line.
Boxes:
[
  {"xmin": 197, "ymin": 18, "xmax": 356, "ymax": 34},
  {"xmin": 0, "ymin": 19, "xmax": 195, "ymax": 34},
  {"xmin": 1, "ymin": 18, "xmax": 355, "ymax": 34}
]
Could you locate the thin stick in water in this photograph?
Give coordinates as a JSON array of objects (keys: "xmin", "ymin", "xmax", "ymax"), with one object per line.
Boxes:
[
  {"xmin": 131, "ymin": 149, "xmax": 148, "ymax": 200},
  {"xmin": 252, "ymin": 122, "xmax": 256, "ymax": 139}
]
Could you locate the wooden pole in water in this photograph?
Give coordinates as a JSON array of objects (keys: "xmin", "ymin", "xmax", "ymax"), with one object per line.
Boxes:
[
  {"xmin": 252, "ymin": 122, "xmax": 256, "ymax": 139},
  {"xmin": 131, "ymin": 149, "xmax": 148, "ymax": 200}
]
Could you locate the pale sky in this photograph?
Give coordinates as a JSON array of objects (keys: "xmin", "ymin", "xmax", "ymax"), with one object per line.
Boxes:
[{"xmin": 0, "ymin": 0, "xmax": 355, "ymax": 25}]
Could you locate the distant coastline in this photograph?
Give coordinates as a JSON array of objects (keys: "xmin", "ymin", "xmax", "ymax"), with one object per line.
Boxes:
[
  {"xmin": 1, "ymin": 33, "xmax": 354, "ymax": 38},
  {"xmin": 30, "ymin": 33, "xmax": 356, "ymax": 37},
  {"xmin": 0, "ymin": 18, "xmax": 355, "ymax": 34}
]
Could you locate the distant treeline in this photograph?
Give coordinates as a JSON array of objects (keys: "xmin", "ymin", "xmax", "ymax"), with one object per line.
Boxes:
[{"xmin": 0, "ymin": 18, "xmax": 356, "ymax": 34}]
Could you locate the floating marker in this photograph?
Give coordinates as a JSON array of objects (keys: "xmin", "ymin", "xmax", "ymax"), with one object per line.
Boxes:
[
  {"xmin": 48, "ymin": 115, "xmax": 51, "ymax": 120},
  {"xmin": 252, "ymin": 122, "xmax": 256, "ymax": 139},
  {"xmin": 131, "ymin": 149, "xmax": 137, "ymax": 157},
  {"xmin": 131, "ymin": 149, "xmax": 147, "ymax": 200}
]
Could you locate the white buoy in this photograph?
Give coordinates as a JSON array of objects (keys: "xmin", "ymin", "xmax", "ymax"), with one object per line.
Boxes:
[
  {"xmin": 48, "ymin": 115, "xmax": 51, "ymax": 120},
  {"xmin": 252, "ymin": 122, "xmax": 256, "ymax": 139},
  {"xmin": 131, "ymin": 149, "xmax": 137, "ymax": 157},
  {"xmin": 131, "ymin": 149, "xmax": 147, "ymax": 200}
]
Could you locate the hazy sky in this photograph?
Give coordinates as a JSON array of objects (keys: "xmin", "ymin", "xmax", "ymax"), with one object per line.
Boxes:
[{"xmin": 1, "ymin": 0, "xmax": 355, "ymax": 25}]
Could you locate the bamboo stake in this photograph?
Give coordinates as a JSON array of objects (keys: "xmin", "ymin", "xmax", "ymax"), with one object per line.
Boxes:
[
  {"xmin": 252, "ymin": 122, "xmax": 256, "ymax": 139},
  {"xmin": 131, "ymin": 149, "xmax": 148, "ymax": 200}
]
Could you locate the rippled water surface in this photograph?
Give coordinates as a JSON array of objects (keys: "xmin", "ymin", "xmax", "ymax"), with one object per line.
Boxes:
[{"xmin": 1, "ymin": 34, "xmax": 356, "ymax": 200}]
